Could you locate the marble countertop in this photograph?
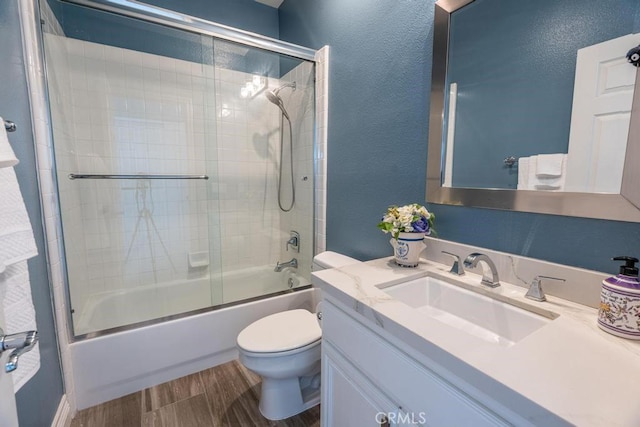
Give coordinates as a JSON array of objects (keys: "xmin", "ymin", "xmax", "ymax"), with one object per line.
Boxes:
[{"xmin": 312, "ymin": 257, "xmax": 640, "ymax": 426}]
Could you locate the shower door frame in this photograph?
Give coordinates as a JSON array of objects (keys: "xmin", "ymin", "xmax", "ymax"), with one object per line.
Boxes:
[
  {"xmin": 43, "ymin": 0, "xmax": 320, "ymax": 341},
  {"xmin": 61, "ymin": 0, "xmax": 316, "ymax": 60}
]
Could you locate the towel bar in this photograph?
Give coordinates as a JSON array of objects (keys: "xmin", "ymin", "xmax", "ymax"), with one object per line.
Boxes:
[
  {"xmin": 4, "ymin": 120, "xmax": 16, "ymax": 132},
  {"xmin": 68, "ymin": 174, "xmax": 209, "ymax": 180},
  {"xmin": 503, "ymin": 156, "xmax": 516, "ymax": 167}
]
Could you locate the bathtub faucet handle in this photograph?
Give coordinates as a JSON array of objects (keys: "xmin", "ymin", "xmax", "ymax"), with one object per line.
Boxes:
[{"xmin": 286, "ymin": 231, "xmax": 300, "ymax": 252}]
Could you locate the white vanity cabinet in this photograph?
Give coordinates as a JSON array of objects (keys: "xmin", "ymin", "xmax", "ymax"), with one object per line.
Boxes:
[
  {"xmin": 320, "ymin": 297, "xmax": 524, "ymax": 427},
  {"xmin": 314, "ymin": 256, "xmax": 640, "ymax": 425},
  {"xmin": 323, "ymin": 343, "xmax": 407, "ymax": 426}
]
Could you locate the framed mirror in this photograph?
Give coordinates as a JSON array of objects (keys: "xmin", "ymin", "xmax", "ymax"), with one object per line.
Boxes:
[{"xmin": 427, "ymin": 0, "xmax": 640, "ymax": 222}]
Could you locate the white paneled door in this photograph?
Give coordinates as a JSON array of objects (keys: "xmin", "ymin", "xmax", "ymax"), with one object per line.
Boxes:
[{"xmin": 565, "ymin": 33, "xmax": 640, "ymax": 193}]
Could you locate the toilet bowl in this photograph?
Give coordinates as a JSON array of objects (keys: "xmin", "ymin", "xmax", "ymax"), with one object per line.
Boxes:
[{"xmin": 236, "ymin": 251, "xmax": 359, "ymax": 420}]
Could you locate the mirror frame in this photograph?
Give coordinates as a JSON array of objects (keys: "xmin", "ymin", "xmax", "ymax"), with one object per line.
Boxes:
[{"xmin": 427, "ymin": 0, "xmax": 640, "ymax": 222}]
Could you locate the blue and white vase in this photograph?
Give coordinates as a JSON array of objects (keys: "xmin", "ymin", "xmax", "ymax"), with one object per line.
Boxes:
[{"xmin": 389, "ymin": 232, "xmax": 426, "ymax": 267}]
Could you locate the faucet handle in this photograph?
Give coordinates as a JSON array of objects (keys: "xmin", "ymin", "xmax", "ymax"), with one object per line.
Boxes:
[
  {"xmin": 286, "ymin": 231, "xmax": 300, "ymax": 252},
  {"xmin": 0, "ymin": 329, "xmax": 38, "ymax": 373},
  {"xmin": 525, "ymin": 275, "xmax": 565, "ymax": 302},
  {"xmin": 442, "ymin": 251, "xmax": 465, "ymax": 276}
]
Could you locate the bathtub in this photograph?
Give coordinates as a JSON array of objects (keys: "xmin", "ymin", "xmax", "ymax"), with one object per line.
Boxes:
[
  {"xmin": 69, "ymin": 266, "xmax": 316, "ymax": 410},
  {"xmin": 74, "ymin": 266, "xmax": 310, "ymax": 336}
]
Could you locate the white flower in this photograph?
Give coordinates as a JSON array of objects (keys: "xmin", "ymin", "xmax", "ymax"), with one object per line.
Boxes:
[{"xmin": 378, "ymin": 203, "xmax": 435, "ymax": 239}]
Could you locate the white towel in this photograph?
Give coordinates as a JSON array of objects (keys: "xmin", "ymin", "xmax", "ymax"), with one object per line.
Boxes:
[
  {"xmin": 517, "ymin": 157, "xmax": 529, "ymax": 190},
  {"xmin": 0, "ymin": 118, "xmax": 18, "ymax": 169},
  {"xmin": 0, "ymin": 262, "xmax": 39, "ymax": 391},
  {"xmin": 0, "ymin": 168, "xmax": 38, "ymax": 272},
  {"xmin": 528, "ymin": 155, "xmax": 567, "ymax": 191},
  {"xmin": 536, "ymin": 153, "xmax": 565, "ymax": 177},
  {"xmin": 0, "ymin": 163, "xmax": 39, "ymax": 390},
  {"xmin": 527, "ymin": 156, "xmax": 538, "ymax": 189},
  {"xmin": 534, "ymin": 183, "xmax": 561, "ymax": 190}
]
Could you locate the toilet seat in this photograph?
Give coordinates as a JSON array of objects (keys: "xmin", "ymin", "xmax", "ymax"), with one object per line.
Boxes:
[
  {"xmin": 239, "ymin": 338, "xmax": 321, "ymax": 359},
  {"xmin": 237, "ymin": 309, "xmax": 321, "ymax": 354}
]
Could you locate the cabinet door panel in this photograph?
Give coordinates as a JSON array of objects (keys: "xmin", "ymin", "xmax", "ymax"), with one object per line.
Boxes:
[{"xmin": 322, "ymin": 343, "xmax": 418, "ymax": 427}]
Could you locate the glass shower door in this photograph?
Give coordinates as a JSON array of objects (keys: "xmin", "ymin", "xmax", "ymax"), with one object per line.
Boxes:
[
  {"xmin": 42, "ymin": 7, "xmax": 223, "ymax": 336},
  {"xmin": 41, "ymin": 0, "xmax": 316, "ymax": 338},
  {"xmin": 211, "ymin": 39, "xmax": 316, "ymax": 304}
]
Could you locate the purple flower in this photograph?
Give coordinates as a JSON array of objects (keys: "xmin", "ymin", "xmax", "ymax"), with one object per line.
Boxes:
[{"xmin": 412, "ymin": 216, "xmax": 430, "ymax": 233}]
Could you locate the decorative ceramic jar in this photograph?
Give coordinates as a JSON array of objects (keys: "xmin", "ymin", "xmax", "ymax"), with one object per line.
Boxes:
[
  {"xmin": 598, "ymin": 284, "xmax": 640, "ymax": 339},
  {"xmin": 598, "ymin": 257, "xmax": 640, "ymax": 340},
  {"xmin": 389, "ymin": 232, "xmax": 426, "ymax": 267}
]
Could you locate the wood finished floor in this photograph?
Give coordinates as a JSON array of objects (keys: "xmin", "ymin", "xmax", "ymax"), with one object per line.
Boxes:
[{"xmin": 71, "ymin": 360, "xmax": 320, "ymax": 427}]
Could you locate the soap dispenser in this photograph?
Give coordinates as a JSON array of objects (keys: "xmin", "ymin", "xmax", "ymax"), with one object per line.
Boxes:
[{"xmin": 597, "ymin": 256, "xmax": 640, "ymax": 339}]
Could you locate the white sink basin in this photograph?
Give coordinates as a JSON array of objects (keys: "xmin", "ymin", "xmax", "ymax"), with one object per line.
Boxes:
[{"xmin": 382, "ymin": 276, "xmax": 552, "ymax": 347}]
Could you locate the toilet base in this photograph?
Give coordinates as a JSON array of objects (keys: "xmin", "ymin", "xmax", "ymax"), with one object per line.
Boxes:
[{"xmin": 258, "ymin": 372, "xmax": 321, "ymax": 420}]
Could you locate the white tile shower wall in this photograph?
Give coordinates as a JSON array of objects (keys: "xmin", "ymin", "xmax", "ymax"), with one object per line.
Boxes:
[
  {"xmin": 214, "ymin": 70, "xmax": 283, "ymax": 277},
  {"xmin": 45, "ymin": 35, "xmax": 218, "ymax": 333}
]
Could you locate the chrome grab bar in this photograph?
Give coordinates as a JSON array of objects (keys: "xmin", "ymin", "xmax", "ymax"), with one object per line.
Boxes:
[{"xmin": 68, "ymin": 174, "xmax": 209, "ymax": 180}]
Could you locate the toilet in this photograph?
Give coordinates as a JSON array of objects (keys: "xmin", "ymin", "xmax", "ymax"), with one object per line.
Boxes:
[{"xmin": 236, "ymin": 251, "xmax": 359, "ymax": 420}]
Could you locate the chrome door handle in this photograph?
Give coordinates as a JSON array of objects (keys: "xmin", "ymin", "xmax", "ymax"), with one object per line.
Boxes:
[{"xmin": 0, "ymin": 327, "xmax": 38, "ymax": 373}]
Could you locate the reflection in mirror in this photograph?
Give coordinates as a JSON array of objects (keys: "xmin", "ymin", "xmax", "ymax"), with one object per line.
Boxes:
[
  {"xmin": 442, "ymin": 0, "xmax": 640, "ymax": 193},
  {"xmin": 427, "ymin": 0, "xmax": 640, "ymax": 222}
]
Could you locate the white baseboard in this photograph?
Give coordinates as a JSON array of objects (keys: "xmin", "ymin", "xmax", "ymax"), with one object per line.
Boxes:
[{"xmin": 51, "ymin": 395, "xmax": 72, "ymax": 427}]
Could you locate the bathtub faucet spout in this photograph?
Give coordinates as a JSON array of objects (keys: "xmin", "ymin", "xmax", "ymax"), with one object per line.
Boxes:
[{"xmin": 275, "ymin": 258, "xmax": 298, "ymax": 272}]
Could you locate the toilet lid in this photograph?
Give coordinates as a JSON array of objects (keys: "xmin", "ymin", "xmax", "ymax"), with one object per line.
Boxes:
[{"xmin": 237, "ymin": 309, "xmax": 321, "ymax": 353}]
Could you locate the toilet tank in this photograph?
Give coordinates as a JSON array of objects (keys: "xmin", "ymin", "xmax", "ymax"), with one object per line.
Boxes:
[{"xmin": 312, "ymin": 251, "xmax": 359, "ymax": 271}]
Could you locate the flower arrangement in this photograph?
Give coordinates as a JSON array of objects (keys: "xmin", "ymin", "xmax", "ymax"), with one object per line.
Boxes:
[{"xmin": 377, "ymin": 203, "xmax": 435, "ymax": 239}]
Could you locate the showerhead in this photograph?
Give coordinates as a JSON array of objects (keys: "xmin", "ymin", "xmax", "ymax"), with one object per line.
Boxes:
[
  {"xmin": 265, "ymin": 81, "xmax": 296, "ymax": 120},
  {"xmin": 265, "ymin": 90, "xmax": 282, "ymax": 106}
]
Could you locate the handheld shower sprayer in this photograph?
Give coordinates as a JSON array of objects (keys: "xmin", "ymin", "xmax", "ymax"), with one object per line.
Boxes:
[
  {"xmin": 266, "ymin": 81, "xmax": 297, "ymax": 212},
  {"xmin": 265, "ymin": 82, "xmax": 296, "ymax": 120}
]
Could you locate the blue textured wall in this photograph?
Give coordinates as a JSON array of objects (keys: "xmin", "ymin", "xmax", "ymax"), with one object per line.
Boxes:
[
  {"xmin": 279, "ymin": 0, "xmax": 640, "ymax": 274},
  {"xmin": 0, "ymin": 1, "xmax": 64, "ymax": 426},
  {"xmin": 279, "ymin": 0, "xmax": 433, "ymax": 261},
  {"xmin": 448, "ymin": 0, "xmax": 640, "ymax": 189}
]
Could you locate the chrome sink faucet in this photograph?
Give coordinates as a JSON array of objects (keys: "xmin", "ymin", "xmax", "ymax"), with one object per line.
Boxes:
[
  {"xmin": 275, "ymin": 258, "xmax": 298, "ymax": 272},
  {"xmin": 463, "ymin": 252, "xmax": 500, "ymax": 288}
]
